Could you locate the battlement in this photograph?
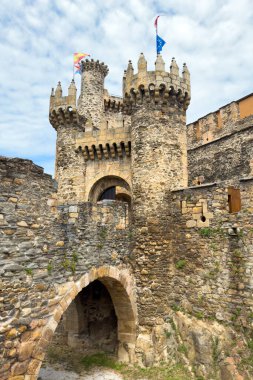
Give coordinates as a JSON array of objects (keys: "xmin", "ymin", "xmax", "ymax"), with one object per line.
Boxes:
[
  {"xmin": 123, "ymin": 53, "xmax": 191, "ymax": 110},
  {"xmin": 81, "ymin": 58, "xmax": 109, "ymax": 77},
  {"xmin": 50, "ymin": 80, "xmax": 77, "ymax": 112},
  {"xmin": 187, "ymin": 93, "xmax": 253, "ymax": 148},
  {"xmin": 104, "ymin": 90, "xmax": 124, "ymax": 112}
]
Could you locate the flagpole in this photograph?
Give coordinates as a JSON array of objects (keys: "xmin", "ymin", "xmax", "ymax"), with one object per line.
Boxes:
[
  {"xmin": 154, "ymin": 15, "xmax": 160, "ymax": 56},
  {"xmin": 156, "ymin": 23, "xmax": 157, "ymax": 56}
]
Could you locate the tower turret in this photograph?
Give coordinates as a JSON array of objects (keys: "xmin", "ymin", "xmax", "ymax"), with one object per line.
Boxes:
[
  {"xmin": 78, "ymin": 59, "xmax": 108, "ymax": 130},
  {"xmin": 123, "ymin": 54, "xmax": 191, "ymax": 358},
  {"xmin": 49, "ymin": 79, "xmax": 84, "ymax": 204}
]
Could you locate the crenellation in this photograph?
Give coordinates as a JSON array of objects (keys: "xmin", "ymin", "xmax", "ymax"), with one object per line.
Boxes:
[
  {"xmin": 187, "ymin": 94, "xmax": 253, "ymax": 149},
  {"xmin": 50, "ymin": 80, "xmax": 77, "ymax": 113},
  {"xmin": 124, "ymin": 54, "xmax": 191, "ymax": 109}
]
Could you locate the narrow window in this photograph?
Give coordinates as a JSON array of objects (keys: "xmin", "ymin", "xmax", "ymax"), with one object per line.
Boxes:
[{"xmin": 228, "ymin": 187, "xmax": 241, "ymax": 213}]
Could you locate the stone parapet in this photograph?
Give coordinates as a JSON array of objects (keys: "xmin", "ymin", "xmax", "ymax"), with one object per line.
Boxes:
[
  {"xmin": 50, "ymin": 80, "xmax": 77, "ymax": 113},
  {"xmin": 80, "ymin": 58, "xmax": 109, "ymax": 77},
  {"xmin": 123, "ymin": 53, "xmax": 190, "ymax": 112},
  {"xmin": 187, "ymin": 93, "xmax": 253, "ymax": 149}
]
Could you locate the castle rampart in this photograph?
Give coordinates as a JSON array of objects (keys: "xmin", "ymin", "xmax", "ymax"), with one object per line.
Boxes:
[
  {"xmin": 187, "ymin": 94, "xmax": 253, "ymax": 186},
  {"xmin": 187, "ymin": 93, "xmax": 253, "ymax": 149}
]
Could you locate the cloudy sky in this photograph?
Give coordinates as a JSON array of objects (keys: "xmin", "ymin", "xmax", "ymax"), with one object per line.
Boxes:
[{"xmin": 0, "ymin": 0, "xmax": 252, "ymax": 175}]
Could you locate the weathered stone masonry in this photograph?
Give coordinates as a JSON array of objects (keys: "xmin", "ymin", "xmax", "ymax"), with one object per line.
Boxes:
[{"xmin": 1, "ymin": 53, "xmax": 253, "ymax": 380}]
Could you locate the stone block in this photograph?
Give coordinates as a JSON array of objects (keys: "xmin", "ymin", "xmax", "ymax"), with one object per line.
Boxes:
[
  {"xmin": 27, "ymin": 359, "xmax": 42, "ymax": 375},
  {"xmin": 197, "ymin": 219, "xmax": 210, "ymax": 228},
  {"xmin": 69, "ymin": 212, "xmax": 78, "ymax": 218},
  {"xmin": 17, "ymin": 221, "xmax": 28, "ymax": 227},
  {"xmin": 55, "ymin": 241, "xmax": 64, "ymax": 247},
  {"xmin": 192, "ymin": 206, "xmax": 202, "ymax": 214},
  {"xmin": 69, "ymin": 205, "xmax": 78, "ymax": 213},
  {"xmin": 18, "ymin": 342, "xmax": 35, "ymax": 361},
  {"xmin": 8, "ymin": 197, "xmax": 18, "ymax": 203},
  {"xmin": 47, "ymin": 199, "xmax": 56, "ymax": 207},
  {"xmin": 186, "ymin": 220, "xmax": 196, "ymax": 228},
  {"xmin": 11, "ymin": 360, "xmax": 29, "ymax": 376},
  {"xmin": 31, "ymin": 224, "xmax": 40, "ymax": 229}
]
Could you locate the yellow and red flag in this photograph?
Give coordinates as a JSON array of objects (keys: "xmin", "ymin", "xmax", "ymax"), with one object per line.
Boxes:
[{"xmin": 74, "ymin": 52, "xmax": 90, "ymax": 75}]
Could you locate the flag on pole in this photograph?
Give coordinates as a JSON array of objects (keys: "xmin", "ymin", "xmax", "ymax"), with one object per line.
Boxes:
[
  {"xmin": 156, "ymin": 35, "xmax": 166, "ymax": 54},
  {"xmin": 154, "ymin": 16, "xmax": 166, "ymax": 54},
  {"xmin": 154, "ymin": 15, "xmax": 160, "ymax": 29},
  {"xmin": 73, "ymin": 52, "xmax": 90, "ymax": 75}
]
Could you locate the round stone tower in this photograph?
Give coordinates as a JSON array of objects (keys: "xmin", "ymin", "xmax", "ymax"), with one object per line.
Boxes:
[
  {"xmin": 49, "ymin": 60, "xmax": 109, "ymax": 204},
  {"xmin": 123, "ymin": 53, "xmax": 191, "ymax": 364},
  {"xmin": 78, "ymin": 59, "xmax": 109, "ymax": 129}
]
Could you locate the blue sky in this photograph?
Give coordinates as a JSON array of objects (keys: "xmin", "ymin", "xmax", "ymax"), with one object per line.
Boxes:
[{"xmin": 0, "ymin": 0, "xmax": 253, "ymax": 175}]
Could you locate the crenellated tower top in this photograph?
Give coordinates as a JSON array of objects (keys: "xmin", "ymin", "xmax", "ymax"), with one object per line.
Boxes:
[
  {"xmin": 50, "ymin": 79, "xmax": 77, "ymax": 112},
  {"xmin": 123, "ymin": 53, "xmax": 191, "ymax": 111},
  {"xmin": 49, "ymin": 79, "xmax": 78, "ymax": 130},
  {"xmin": 80, "ymin": 59, "xmax": 109, "ymax": 77}
]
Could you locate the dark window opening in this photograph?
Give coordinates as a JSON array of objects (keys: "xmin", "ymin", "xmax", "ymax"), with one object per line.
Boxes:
[
  {"xmin": 228, "ymin": 187, "xmax": 241, "ymax": 213},
  {"xmin": 99, "ymin": 186, "xmax": 116, "ymax": 201}
]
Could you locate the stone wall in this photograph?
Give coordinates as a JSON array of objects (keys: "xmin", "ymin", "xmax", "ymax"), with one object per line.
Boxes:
[
  {"xmin": 188, "ymin": 124, "xmax": 253, "ymax": 185},
  {"xmin": 187, "ymin": 95, "xmax": 253, "ymax": 149},
  {"xmin": 0, "ymin": 156, "xmax": 135, "ymax": 380},
  {"xmin": 167, "ymin": 180, "xmax": 253, "ymax": 323}
]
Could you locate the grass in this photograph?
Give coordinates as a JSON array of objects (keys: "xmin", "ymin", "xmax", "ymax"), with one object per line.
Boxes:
[
  {"xmin": 45, "ymin": 345, "xmax": 191, "ymax": 380},
  {"xmin": 175, "ymin": 259, "xmax": 186, "ymax": 270}
]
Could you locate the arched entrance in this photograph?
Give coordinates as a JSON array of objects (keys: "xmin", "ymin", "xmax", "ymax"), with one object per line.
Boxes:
[
  {"xmin": 20, "ymin": 266, "xmax": 136, "ymax": 379},
  {"xmin": 88, "ymin": 176, "xmax": 131, "ymax": 206},
  {"xmin": 54, "ymin": 280, "xmax": 118, "ymax": 353}
]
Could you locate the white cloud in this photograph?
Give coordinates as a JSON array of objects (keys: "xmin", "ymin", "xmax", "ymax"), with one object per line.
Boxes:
[{"xmin": 0, "ymin": 0, "xmax": 252, "ymax": 174}]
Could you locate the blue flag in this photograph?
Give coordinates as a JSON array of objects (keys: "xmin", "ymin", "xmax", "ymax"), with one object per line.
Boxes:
[{"xmin": 156, "ymin": 34, "xmax": 166, "ymax": 54}]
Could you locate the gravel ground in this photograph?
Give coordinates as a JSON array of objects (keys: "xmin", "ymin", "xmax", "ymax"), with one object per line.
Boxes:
[{"xmin": 39, "ymin": 365, "xmax": 123, "ymax": 380}]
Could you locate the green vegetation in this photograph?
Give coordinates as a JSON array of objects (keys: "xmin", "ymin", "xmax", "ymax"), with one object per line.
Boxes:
[
  {"xmin": 47, "ymin": 261, "xmax": 53, "ymax": 274},
  {"xmin": 24, "ymin": 268, "xmax": 33, "ymax": 275},
  {"xmin": 164, "ymin": 330, "xmax": 172, "ymax": 338},
  {"xmin": 81, "ymin": 352, "xmax": 123, "ymax": 370},
  {"xmin": 99, "ymin": 227, "xmax": 107, "ymax": 240},
  {"xmin": 195, "ymin": 311, "xmax": 204, "ymax": 320},
  {"xmin": 199, "ymin": 227, "xmax": 225, "ymax": 238},
  {"xmin": 178, "ymin": 344, "xmax": 188, "ymax": 355},
  {"xmin": 199, "ymin": 227, "xmax": 212, "ymax": 237},
  {"xmin": 45, "ymin": 345, "xmax": 191, "ymax": 380},
  {"xmin": 171, "ymin": 304, "xmax": 181, "ymax": 312},
  {"xmin": 175, "ymin": 259, "xmax": 186, "ymax": 269},
  {"xmin": 61, "ymin": 252, "xmax": 79, "ymax": 274},
  {"xmin": 212, "ymin": 336, "xmax": 219, "ymax": 362},
  {"xmin": 247, "ymin": 339, "xmax": 253, "ymax": 351}
]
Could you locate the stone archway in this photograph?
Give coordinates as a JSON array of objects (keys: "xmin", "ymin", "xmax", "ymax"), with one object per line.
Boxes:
[
  {"xmin": 88, "ymin": 175, "xmax": 131, "ymax": 203},
  {"xmin": 14, "ymin": 266, "xmax": 136, "ymax": 380}
]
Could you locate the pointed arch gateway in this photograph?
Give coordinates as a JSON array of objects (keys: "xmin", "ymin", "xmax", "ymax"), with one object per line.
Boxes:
[{"xmin": 23, "ymin": 267, "xmax": 137, "ymax": 379}]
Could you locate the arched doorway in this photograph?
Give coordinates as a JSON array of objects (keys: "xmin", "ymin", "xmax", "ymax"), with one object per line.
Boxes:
[
  {"xmin": 54, "ymin": 280, "xmax": 118, "ymax": 354},
  {"xmin": 21, "ymin": 267, "xmax": 136, "ymax": 379},
  {"xmin": 88, "ymin": 176, "xmax": 131, "ymax": 206}
]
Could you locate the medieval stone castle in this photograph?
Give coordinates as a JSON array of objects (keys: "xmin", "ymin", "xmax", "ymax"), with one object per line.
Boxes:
[{"xmin": 0, "ymin": 52, "xmax": 253, "ymax": 380}]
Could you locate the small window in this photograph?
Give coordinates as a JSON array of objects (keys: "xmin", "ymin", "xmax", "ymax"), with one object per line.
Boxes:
[
  {"xmin": 99, "ymin": 186, "xmax": 116, "ymax": 201},
  {"xmin": 228, "ymin": 187, "xmax": 241, "ymax": 213}
]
